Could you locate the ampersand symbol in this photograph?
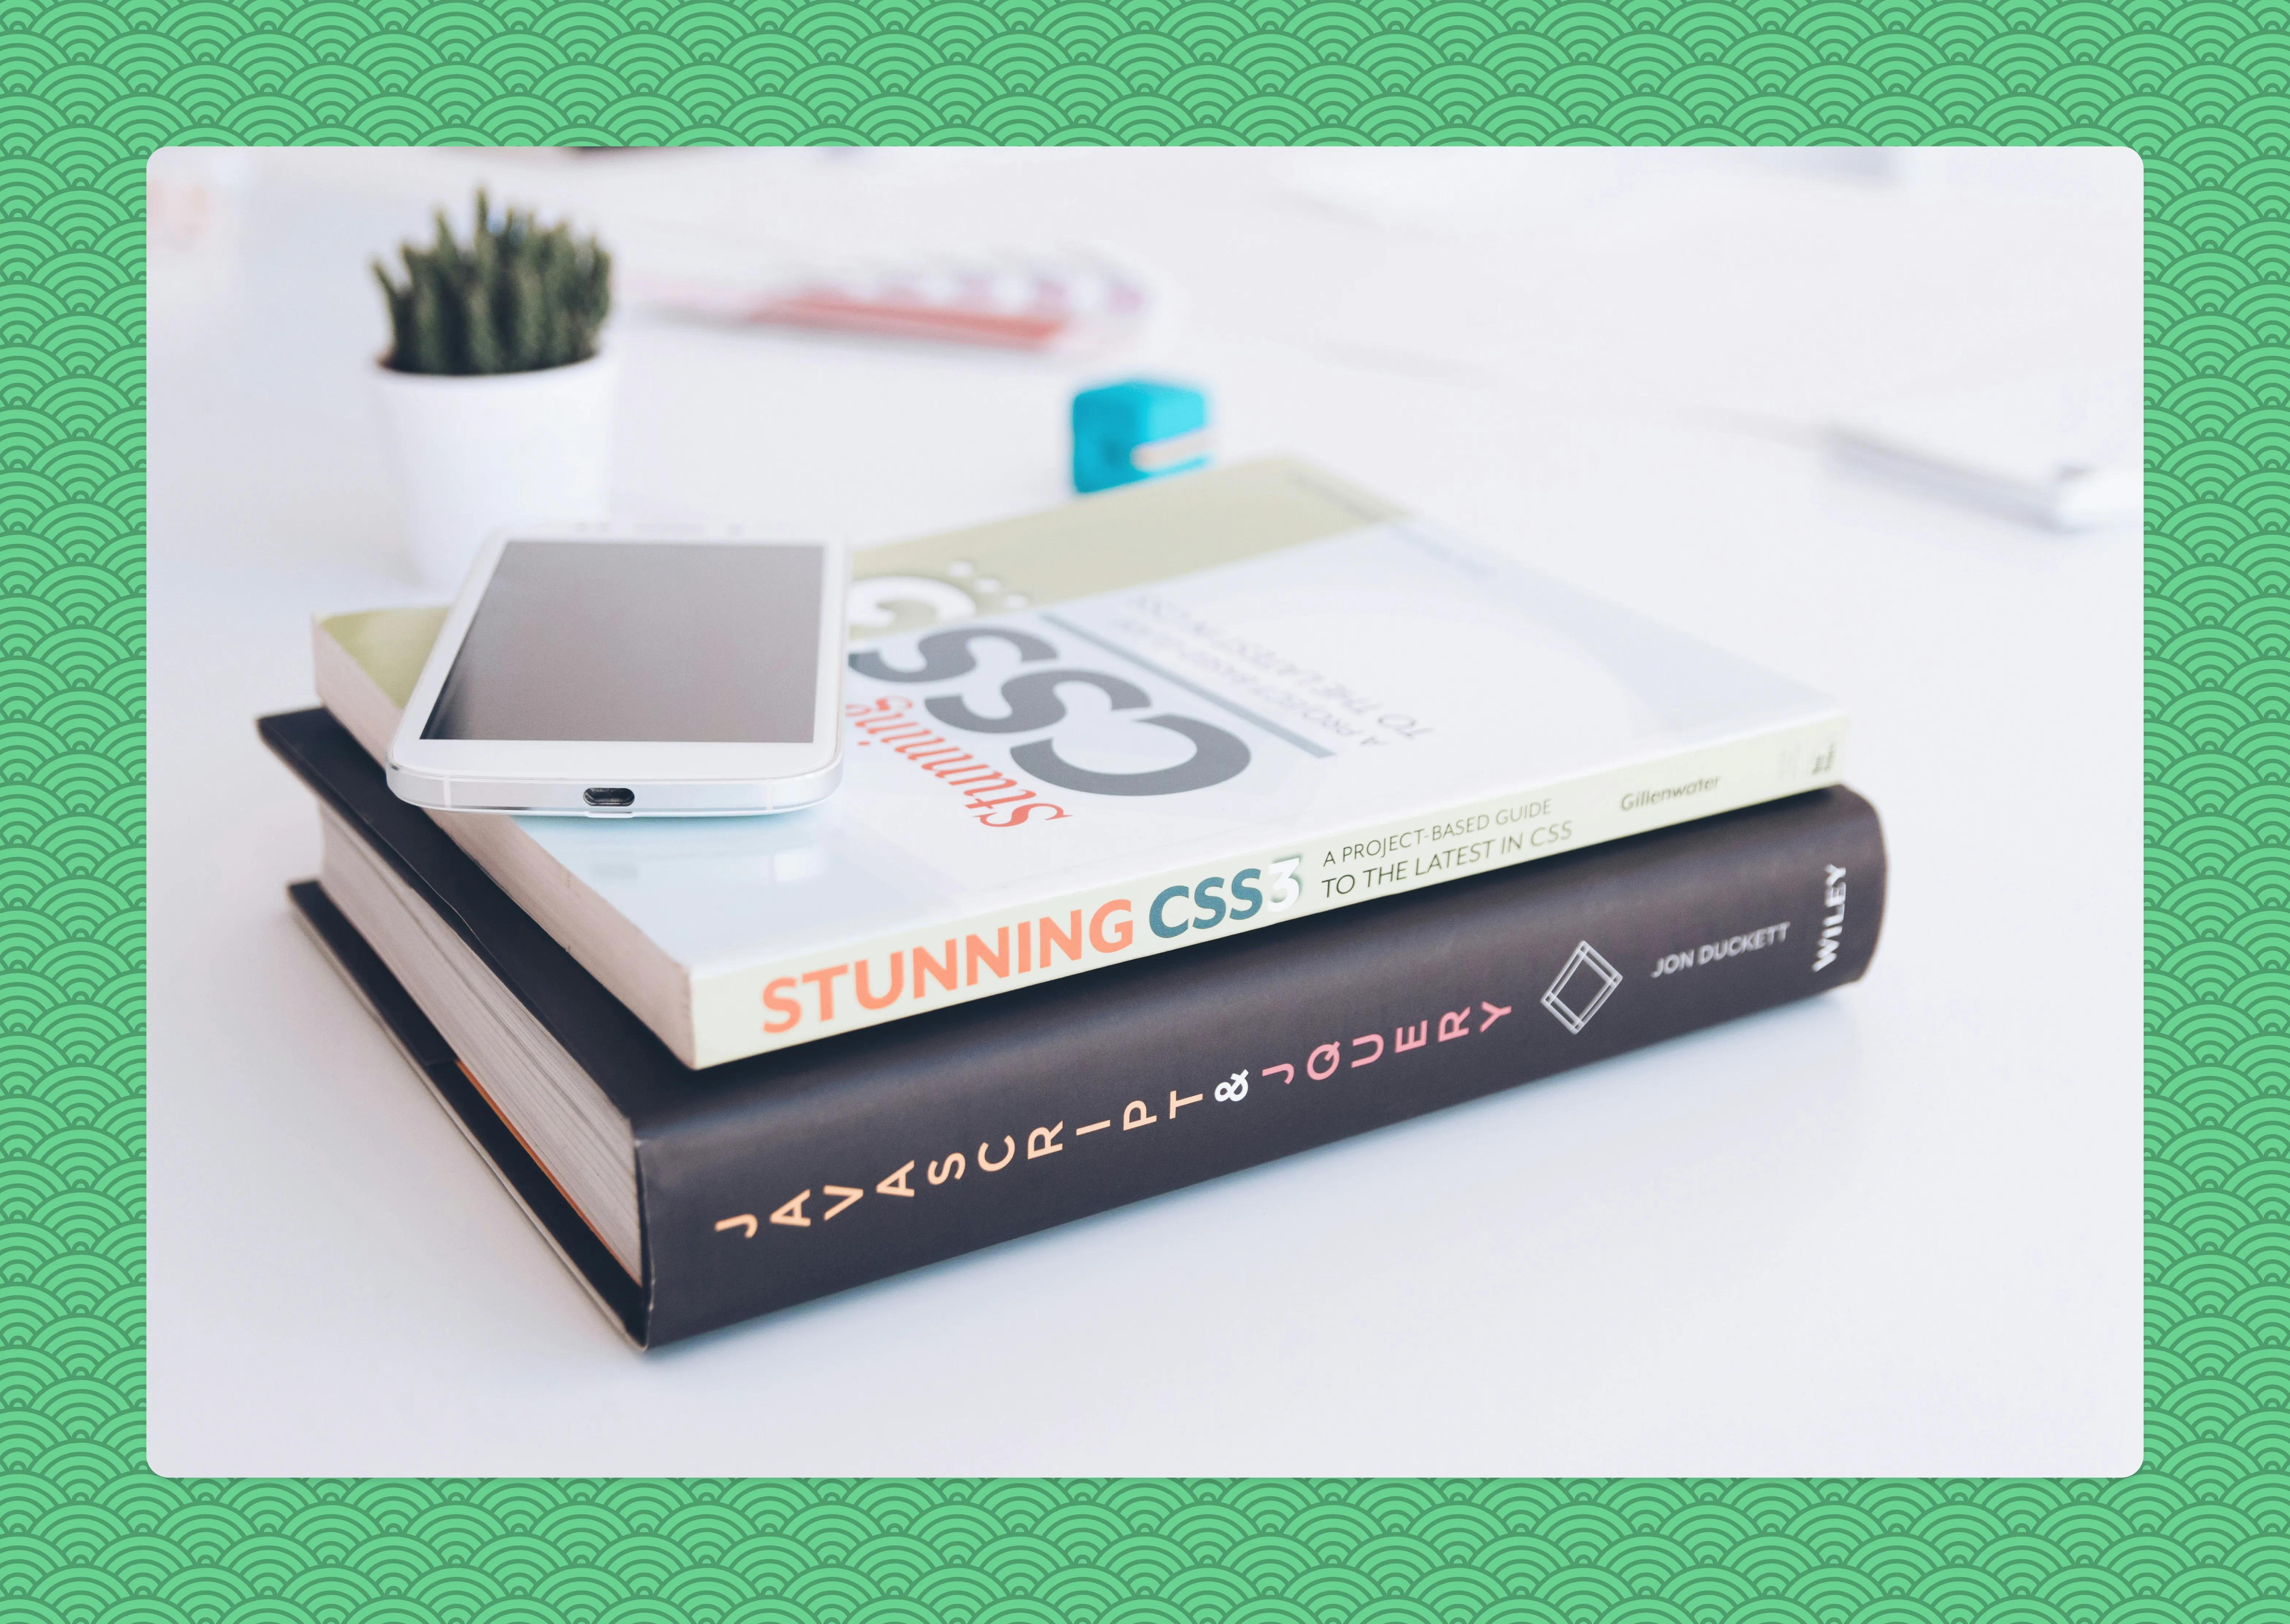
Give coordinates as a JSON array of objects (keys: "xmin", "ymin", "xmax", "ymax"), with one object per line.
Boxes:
[{"xmin": 1215, "ymin": 1070, "xmax": 1249, "ymax": 1103}]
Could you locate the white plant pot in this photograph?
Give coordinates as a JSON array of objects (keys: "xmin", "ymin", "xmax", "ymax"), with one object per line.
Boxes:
[{"xmin": 373, "ymin": 352, "xmax": 616, "ymax": 588}]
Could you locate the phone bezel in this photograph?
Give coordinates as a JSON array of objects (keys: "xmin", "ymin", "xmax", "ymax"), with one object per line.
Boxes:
[{"xmin": 385, "ymin": 522, "xmax": 848, "ymax": 816}]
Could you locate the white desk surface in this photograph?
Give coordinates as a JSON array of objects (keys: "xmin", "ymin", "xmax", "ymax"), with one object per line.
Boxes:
[{"xmin": 149, "ymin": 148, "xmax": 2143, "ymax": 1476}]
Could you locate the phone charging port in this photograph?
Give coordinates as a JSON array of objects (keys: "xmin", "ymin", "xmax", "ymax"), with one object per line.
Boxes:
[{"xmin": 584, "ymin": 787, "xmax": 635, "ymax": 808}]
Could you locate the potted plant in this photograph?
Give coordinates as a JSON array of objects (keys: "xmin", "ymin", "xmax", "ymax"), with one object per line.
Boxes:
[{"xmin": 372, "ymin": 191, "xmax": 615, "ymax": 585}]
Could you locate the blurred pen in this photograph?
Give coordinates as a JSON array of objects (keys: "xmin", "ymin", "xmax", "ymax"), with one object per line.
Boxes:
[
  {"xmin": 1705, "ymin": 407, "xmax": 2139, "ymax": 532},
  {"xmin": 1821, "ymin": 426, "xmax": 2140, "ymax": 531}
]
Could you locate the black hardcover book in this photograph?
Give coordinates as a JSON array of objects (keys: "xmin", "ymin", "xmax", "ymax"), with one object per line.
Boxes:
[
  {"xmin": 289, "ymin": 878, "xmax": 649, "ymax": 1342},
  {"xmin": 263, "ymin": 707, "xmax": 1887, "ymax": 1348}
]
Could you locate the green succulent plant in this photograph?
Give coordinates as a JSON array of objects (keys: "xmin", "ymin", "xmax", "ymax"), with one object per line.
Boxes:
[{"xmin": 374, "ymin": 190, "xmax": 612, "ymax": 376}]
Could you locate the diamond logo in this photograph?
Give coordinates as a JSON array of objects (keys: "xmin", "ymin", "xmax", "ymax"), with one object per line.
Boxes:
[{"xmin": 1541, "ymin": 940, "xmax": 1622, "ymax": 1034}]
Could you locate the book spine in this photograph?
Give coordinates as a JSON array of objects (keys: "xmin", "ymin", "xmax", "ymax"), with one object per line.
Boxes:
[
  {"xmin": 688, "ymin": 715, "xmax": 1849, "ymax": 1065},
  {"xmin": 640, "ymin": 788, "xmax": 1885, "ymax": 1345}
]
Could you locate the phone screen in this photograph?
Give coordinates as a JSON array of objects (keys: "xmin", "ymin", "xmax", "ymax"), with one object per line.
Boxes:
[{"xmin": 423, "ymin": 540, "xmax": 825, "ymax": 743}]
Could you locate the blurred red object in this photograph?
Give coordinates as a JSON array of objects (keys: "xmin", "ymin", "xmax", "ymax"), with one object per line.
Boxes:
[{"xmin": 639, "ymin": 254, "xmax": 1146, "ymax": 354}]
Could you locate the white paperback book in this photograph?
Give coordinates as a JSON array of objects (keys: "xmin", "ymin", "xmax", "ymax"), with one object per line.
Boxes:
[{"xmin": 312, "ymin": 458, "xmax": 1849, "ymax": 1068}]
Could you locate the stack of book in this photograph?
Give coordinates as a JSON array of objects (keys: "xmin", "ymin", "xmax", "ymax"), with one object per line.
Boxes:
[{"xmin": 262, "ymin": 459, "xmax": 1886, "ymax": 1348}]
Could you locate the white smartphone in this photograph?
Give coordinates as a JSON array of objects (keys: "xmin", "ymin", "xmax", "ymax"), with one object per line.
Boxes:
[{"xmin": 386, "ymin": 523, "xmax": 847, "ymax": 816}]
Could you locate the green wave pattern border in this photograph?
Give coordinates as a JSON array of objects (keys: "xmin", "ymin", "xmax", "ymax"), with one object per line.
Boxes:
[{"xmin": 10, "ymin": 0, "xmax": 2274, "ymax": 1618}]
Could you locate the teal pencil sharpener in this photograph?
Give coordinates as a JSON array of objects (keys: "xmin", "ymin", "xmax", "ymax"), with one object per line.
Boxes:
[{"xmin": 1071, "ymin": 380, "xmax": 1211, "ymax": 494}]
